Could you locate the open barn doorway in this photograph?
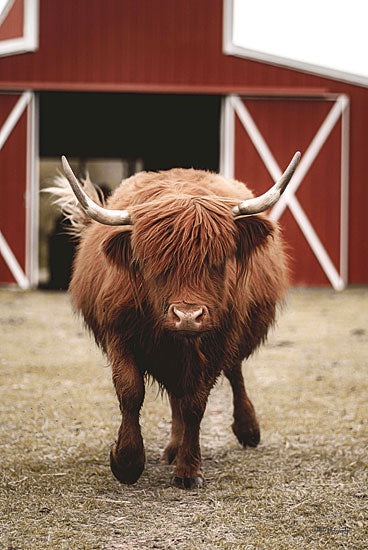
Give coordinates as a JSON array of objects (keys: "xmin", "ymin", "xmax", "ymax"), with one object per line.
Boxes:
[{"xmin": 39, "ymin": 92, "xmax": 221, "ymax": 288}]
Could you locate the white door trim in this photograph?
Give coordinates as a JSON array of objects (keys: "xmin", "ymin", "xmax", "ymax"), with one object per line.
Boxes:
[
  {"xmin": 26, "ymin": 91, "xmax": 39, "ymax": 287},
  {"xmin": 220, "ymin": 94, "xmax": 350, "ymax": 290},
  {"xmin": 0, "ymin": 90, "xmax": 32, "ymax": 149}
]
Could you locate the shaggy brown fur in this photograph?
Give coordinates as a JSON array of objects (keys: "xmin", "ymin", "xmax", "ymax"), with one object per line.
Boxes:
[{"xmin": 48, "ymin": 167, "xmax": 289, "ymax": 489}]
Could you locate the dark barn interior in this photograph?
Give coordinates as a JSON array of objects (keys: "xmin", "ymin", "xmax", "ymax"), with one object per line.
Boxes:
[
  {"xmin": 40, "ymin": 92, "xmax": 221, "ymax": 171},
  {"xmin": 39, "ymin": 92, "xmax": 221, "ymax": 288}
]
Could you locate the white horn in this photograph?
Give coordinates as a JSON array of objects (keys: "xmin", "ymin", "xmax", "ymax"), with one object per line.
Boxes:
[
  {"xmin": 61, "ymin": 156, "xmax": 132, "ymax": 226},
  {"xmin": 233, "ymin": 151, "xmax": 301, "ymax": 217}
]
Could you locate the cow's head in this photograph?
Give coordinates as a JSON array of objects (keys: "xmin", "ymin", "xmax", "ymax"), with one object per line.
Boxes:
[{"xmin": 61, "ymin": 153, "xmax": 300, "ymax": 336}]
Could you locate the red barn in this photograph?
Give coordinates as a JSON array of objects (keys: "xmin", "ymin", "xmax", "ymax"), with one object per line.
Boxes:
[{"xmin": 0, "ymin": 0, "xmax": 367, "ymax": 289}]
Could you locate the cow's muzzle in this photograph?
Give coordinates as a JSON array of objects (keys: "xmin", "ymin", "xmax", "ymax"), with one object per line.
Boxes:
[{"xmin": 165, "ymin": 303, "xmax": 209, "ymax": 334}]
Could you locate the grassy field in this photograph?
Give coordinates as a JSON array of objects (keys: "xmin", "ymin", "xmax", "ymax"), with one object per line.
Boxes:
[{"xmin": 0, "ymin": 288, "xmax": 367, "ymax": 549}]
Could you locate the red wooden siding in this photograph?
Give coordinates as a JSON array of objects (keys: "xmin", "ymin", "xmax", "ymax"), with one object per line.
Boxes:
[
  {"xmin": 0, "ymin": 0, "xmax": 353, "ymax": 94},
  {"xmin": 0, "ymin": 0, "xmax": 366, "ymax": 284}
]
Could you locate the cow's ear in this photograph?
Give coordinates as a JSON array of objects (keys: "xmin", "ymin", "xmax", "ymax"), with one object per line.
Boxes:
[
  {"xmin": 235, "ymin": 214, "xmax": 275, "ymax": 261},
  {"xmin": 101, "ymin": 228, "xmax": 132, "ymax": 267}
]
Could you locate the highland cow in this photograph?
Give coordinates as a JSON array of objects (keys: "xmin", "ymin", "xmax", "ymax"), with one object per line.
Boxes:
[{"xmin": 48, "ymin": 152, "xmax": 300, "ymax": 489}]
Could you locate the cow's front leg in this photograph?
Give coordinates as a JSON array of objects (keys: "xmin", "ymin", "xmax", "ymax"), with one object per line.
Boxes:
[
  {"xmin": 161, "ymin": 394, "xmax": 183, "ymax": 465},
  {"xmin": 109, "ymin": 352, "xmax": 145, "ymax": 485},
  {"xmin": 224, "ymin": 361, "xmax": 260, "ymax": 448},
  {"xmin": 171, "ymin": 390, "xmax": 210, "ymax": 489}
]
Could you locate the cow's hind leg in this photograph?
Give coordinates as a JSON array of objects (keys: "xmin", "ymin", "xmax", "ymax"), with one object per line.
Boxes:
[
  {"xmin": 161, "ymin": 394, "xmax": 183, "ymax": 465},
  {"xmin": 224, "ymin": 361, "xmax": 260, "ymax": 448},
  {"xmin": 109, "ymin": 352, "xmax": 145, "ymax": 485}
]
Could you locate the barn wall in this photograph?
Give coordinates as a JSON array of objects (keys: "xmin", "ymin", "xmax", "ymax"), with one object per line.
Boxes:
[
  {"xmin": 0, "ymin": 0, "xmax": 362, "ymax": 96},
  {"xmin": 0, "ymin": 0, "xmax": 367, "ymax": 284}
]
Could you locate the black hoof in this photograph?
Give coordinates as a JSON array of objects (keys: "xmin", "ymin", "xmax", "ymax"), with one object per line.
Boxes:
[
  {"xmin": 232, "ymin": 422, "xmax": 260, "ymax": 448},
  {"xmin": 110, "ymin": 449, "xmax": 144, "ymax": 485},
  {"xmin": 171, "ymin": 475, "xmax": 203, "ymax": 489}
]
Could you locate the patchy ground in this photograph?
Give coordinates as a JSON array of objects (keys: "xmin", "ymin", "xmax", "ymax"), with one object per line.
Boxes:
[{"xmin": 0, "ymin": 288, "xmax": 367, "ymax": 549}]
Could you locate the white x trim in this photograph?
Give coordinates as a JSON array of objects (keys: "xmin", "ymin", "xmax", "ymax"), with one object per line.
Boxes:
[
  {"xmin": 220, "ymin": 94, "xmax": 350, "ymax": 290},
  {"xmin": 0, "ymin": 230, "xmax": 29, "ymax": 288},
  {"xmin": 0, "ymin": 90, "xmax": 37, "ymax": 289}
]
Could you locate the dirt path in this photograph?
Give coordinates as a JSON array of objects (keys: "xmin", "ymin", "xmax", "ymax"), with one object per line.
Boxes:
[{"xmin": 0, "ymin": 288, "xmax": 367, "ymax": 549}]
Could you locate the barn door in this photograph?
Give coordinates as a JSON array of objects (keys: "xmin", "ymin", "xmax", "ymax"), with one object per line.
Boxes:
[
  {"xmin": 220, "ymin": 94, "xmax": 349, "ymax": 289},
  {"xmin": 0, "ymin": 91, "xmax": 38, "ymax": 288}
]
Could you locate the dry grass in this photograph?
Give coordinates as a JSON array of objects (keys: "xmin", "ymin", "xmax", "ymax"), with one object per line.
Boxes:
[{"xmin": 0, "ymin": 288, "xmax": 367, "ymax": 549}]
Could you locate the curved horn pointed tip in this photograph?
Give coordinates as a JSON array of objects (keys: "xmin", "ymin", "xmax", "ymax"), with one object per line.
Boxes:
[
  {"xmin": 61, "ymin": 155, "xmax": 71, "ymax": 172},
  {"xmin": 61, "ymin": 156, "xmax": 73, "ymax": 179},
  {"xmin": 291, "ymin": 151, "xmax": 301, "ymax": 167}
]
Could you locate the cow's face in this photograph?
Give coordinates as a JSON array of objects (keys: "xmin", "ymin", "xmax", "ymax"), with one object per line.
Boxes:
[
  {"xmin": 102, "ymin": 196, "xmax": 274, "ymax": 336},
  {"xmin": 141, "ymin": 257, "xmax": 234, "ymax": 335}
]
